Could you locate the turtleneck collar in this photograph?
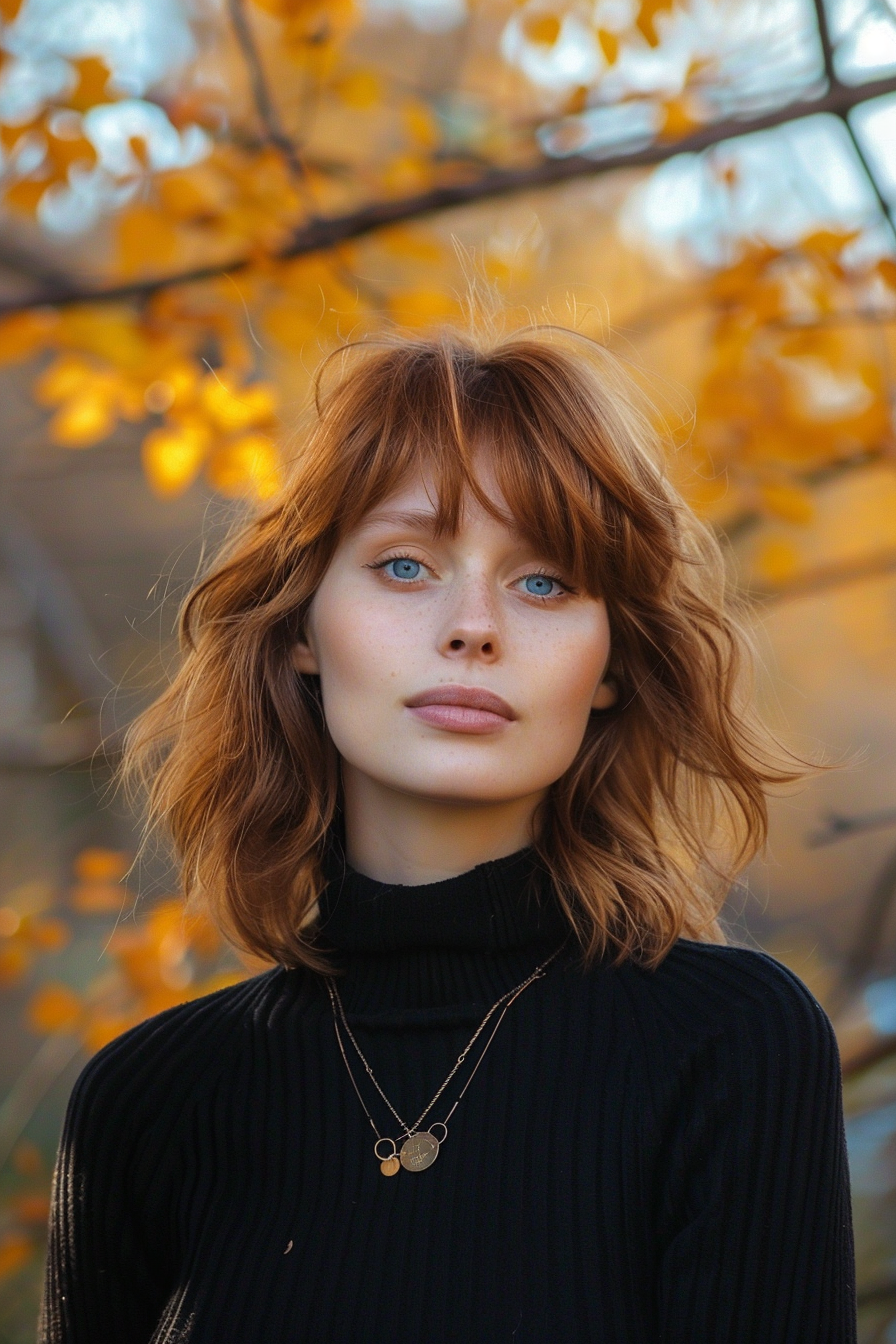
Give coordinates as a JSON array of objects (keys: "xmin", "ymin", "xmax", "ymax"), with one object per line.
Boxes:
[
  {"xmin": 315, "ymin": 846, "xmax": 570, "ymax": 955},
  {"xmin": 309, "ymin": 846, "xmax": 573, "ymax": 1026}
]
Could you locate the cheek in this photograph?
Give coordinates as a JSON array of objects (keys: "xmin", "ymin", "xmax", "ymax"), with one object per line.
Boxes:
[{"xmin": 310, "ymin": 582, "xmax": 411, "ymax": 708}]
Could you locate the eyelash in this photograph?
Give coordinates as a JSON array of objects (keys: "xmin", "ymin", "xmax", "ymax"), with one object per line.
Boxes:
[{"xmin": 366, "ymin": 552, "xmax": 573, "ymax": 601}]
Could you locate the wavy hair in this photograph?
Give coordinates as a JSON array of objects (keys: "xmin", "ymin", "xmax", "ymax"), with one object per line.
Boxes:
[{"xmin": 123, "ymin": 327, "xmax": 806, "ymax": 972}]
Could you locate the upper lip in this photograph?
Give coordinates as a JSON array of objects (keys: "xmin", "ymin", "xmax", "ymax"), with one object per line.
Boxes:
[{"xmin": 405, "ymin": 685, "xmax": 517, "ymax": 720}]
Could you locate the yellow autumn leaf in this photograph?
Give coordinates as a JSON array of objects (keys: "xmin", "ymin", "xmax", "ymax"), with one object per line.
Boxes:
[
  {"xmin": 388, "ymin": 288, "xmax": 463, "ymax": 330},
  {"xmin": 117, "ymin": 204, "xmax": 181, "ymax": 276},
  {"xmin": 28, "ymin": 983, "xmax": 83, "ymax": 1034},
  {"xmin": 35, "ymin": 353, "xmax": 95, "ymax": 405},
  {"xmin": 66, "ymin": 56, "xmax": 116, "ymax": 112},
  {"xmin": 200, "ymin": 375, "xmax": 278, "ymax": 433},
  {"xmin": 50, "ymin": 387, "xmax": 119, "ymax": 447},
  {"xmin": 334, "ymin": 69, "xmax": 382, "ymax": 109},
  {"xmin": 636, "ymin": 0, "xmax": 675, "ymax": 46},
  {"xmin": 402, "ymin": 100, "xmax": 439, "ymax": 151},
  {"xmin": 142, "ymin": 420, "xmax": 210, "ymax": 496},
  {"xmin": 379, "ymin": 227, "xmax": 444, "ymax": 264},
  {"xmin": 4, "ymin": 177, "xmax": 48, "ymax": 217},
  {"xmin": 82, "ymin": 1012, "xmax": 140, "ymax": 1053},
  {"xmin": 45, "ymin": 127, "xmax": 97, "ymax": 174},
  {"xmin": 759, "ymin": 479, "xmax": 815, "ymax": 524},
  {"xmin": 0, "ymin": 1233, "xmax": 32, "ymax": 1281},
  {"xmin": 0, "ymin": 309, "xmax": 57, "ymax": 364},
  {"xmin": 28, "ymin": 917, "xmax": 70, "ymax": 952},
  {"xmin": 755, "ymin": 538, "xmax": 801, "ymax": 585},
  {"xmin": 660, "ymin": 96, "xmax": 699, "ymax": 139},
  {"xmin": 74, "ymin": 847, "xmax": 130, "ymax": 882},
  {"xmin": 523, "ymin": 12, "xmax": 562, "ymax": 44},
  {"xmin": 207, "ymin": 433, "xmax": 281, "ymax": 499},
  {"xmin": 597, "ymin": 29, "xmax": 619, "ymax": 63},
  {"xmin": 11, "ymin": 1193, "xmax": 51, "ymax": 1224},
  {"xmin": 0, "ymin": 943, "xmax": 29, "ymax": 987}
]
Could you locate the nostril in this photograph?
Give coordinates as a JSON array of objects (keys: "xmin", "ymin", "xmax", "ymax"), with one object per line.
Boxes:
[{"xmin": 450, "ymin": 639, "xmax": 464, "ymax": 650}]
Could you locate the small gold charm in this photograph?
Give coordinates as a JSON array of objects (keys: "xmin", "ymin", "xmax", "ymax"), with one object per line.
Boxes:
[{"xmin": 380, "ymin": 1156, "xmax": 400, "ymax": 1176}]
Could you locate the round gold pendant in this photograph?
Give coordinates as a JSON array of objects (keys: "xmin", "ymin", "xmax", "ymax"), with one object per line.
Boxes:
[
  {"xmin": 380, "ymin": 1156, "xmax": 400, "ymax": 1176},
  {"xmin": 399, "ymin": 1132, "xmax": 439, "ymax": 1172}
]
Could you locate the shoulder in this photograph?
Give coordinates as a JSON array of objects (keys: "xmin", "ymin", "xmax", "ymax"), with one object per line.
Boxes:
[
  {"xmin": 609, "ymin": 939, "xmax": 840, "ymax": 1070},
  {"xmin": 65, "ymin": 965, "xmax": 297, "ymax": 1132}
]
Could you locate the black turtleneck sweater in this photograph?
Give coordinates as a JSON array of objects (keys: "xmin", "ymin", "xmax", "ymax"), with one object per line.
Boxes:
[{"xmin": 39, "ymin": 849, "xmax": 856, "ymax": 1343}]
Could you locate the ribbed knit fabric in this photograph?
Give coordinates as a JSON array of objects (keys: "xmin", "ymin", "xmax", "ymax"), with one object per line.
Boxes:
[{"xmin": 39, "ymin": 848, "xmax": 856, "ymax": 1343}]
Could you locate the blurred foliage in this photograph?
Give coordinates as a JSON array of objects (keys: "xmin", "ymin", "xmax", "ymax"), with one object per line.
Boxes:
[{"xmin": 1, "ymin": 0, "xmax": 896, "ymax": 1337}]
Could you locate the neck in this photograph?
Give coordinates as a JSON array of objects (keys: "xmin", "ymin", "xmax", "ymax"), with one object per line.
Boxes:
[{"xmin": 340, "ymin": 766, "xmax": 546, "ymax": 885}]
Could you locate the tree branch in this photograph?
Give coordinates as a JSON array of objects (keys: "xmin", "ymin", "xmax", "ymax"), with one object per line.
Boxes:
[
  {"xmin": 226, "ymin": 0, "xmax": 310, "ymax": 190},
  {"xmin": 4, "ymin": 71, "xmax": 896, "ymax": 316}
]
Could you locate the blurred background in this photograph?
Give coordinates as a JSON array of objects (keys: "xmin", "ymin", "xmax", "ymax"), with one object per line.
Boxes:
[{"xmin": 0, "ymin": 0, "xmax": 895, "ymax": 1336}]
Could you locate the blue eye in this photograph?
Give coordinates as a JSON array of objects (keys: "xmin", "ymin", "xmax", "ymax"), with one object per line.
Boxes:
[
  {"xmin": 385, "ymin": 557, "xmax": 422, "ymax": 581},
  {"xmin": 523, "ymin": 573, "xmax": 558, "ymax": 597}
]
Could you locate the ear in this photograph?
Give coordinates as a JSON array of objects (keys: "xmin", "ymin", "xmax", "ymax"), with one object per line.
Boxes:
[
  {"xmin": 591, "ymin": 676, "xmax": 618, "ymax": 710},
  {"xmin": 291, "ymin": 638, "xmax": 319, "ymax": 676}
]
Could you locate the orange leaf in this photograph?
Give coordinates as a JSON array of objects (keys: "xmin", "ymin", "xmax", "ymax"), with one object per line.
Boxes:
[
  {"xmin": 142, "ymin": 420, "xmax": 210, "ymax": 496},
  {"xmin": 35, "ymin": 353, "xmax": 95, "ymax": 405},
  {"xmin": 83, "ymin": 1012, "xmax": 139, "ymax": 1053},
  {"xmin": 29, "ymin": 917, "xmax": 70, "ymax": 952},
  {"xmin": 117, "ymin": 204, "xmax": 180, "ymax": 276},
  {"xmin": 759, "ymin": 480, "xmax": 815, "ymax": 524},
  {"xmin": 388, "ymin": 287, "xmax": 462, "ymax": 330},
  {"xmin": 0, "ymin": 0, "xmax": 25, "ymax": 20},
  {"xmin": 28, "ymin": 983, "xmax": 83, "ymax": 1034},
  {"xmin": 128, "ymin": 134, "xmax": 151, "ymax": 170},
  {"xmin": 334, "ymin": 69, "xmax": 382, "ymax": 109},
  {"xmin": 49, "ymin": 389, "xmax": 118, "ymax": 447},
  {"xmin": 0, "ymin": 309, "xmax": 57, "ymax": 364},
  {"xmin": 597, "ymin": 29, "xmax": 619, "ymax": 63},
  {"xmin": 636, "ymin": 0, "xmax": 675, "ymax": 46},
  {"xmin": 11, "ymin": 1193, "xmax": 51, "ymax": 1224},
  {"xmin": 0, "ymin": 943, "xmax": 29, "ymax": 987},
  {"xmin": 206, "ymin": 433, "xmax": 281, "ymax": 499},
  {"xmin": 402, "ymin": 100, "xmax": 439, "ymax": 152},
  {"xmin": 67, "ymin": 56, "xmax": 115, "ymax": 112},
  {"xmin": 660, "ymin": 96, "xmax": 699, "ymax": 139},
  {"xmin": 0, "ymin": 1233, "xmax": 32, "ymax": 1281},
  {"xmin": 200, "ymin": 376, "xmax": 277, "ymax": 433},
  {"xmin": 755, "ymin": 538, "xmax": 801, "ymax": 585},
  {"xmin": 45, "ymin": 128, "xmax": 97, "ymax": 174},
  {"xmin": 74, "ymin": 847, "xmax": 130, "ymax": 881},
  {"xmin": 4, "ymin": 177, "xmax": 48, "ymax": 217},
  {"xmin": 523, "ymin": 12, "xmax": 561, "ymax": 44},
  {"xmin": 11, "ymin": 1141, "xmax": 43, "ymax": 1177}
]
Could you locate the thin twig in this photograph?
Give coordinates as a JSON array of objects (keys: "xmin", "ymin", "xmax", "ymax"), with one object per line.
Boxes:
[
  {"xmin": 226, "ymin": 0, "xmax": 311, "ymax": 192},
  {"xmin": 5, "ymin": 72, "xmax": 896, "ymax": 317}
]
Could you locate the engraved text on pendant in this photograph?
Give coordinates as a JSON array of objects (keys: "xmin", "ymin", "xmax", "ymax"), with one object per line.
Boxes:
[{"xmin": 399, "ymin": 1132, "xmax": 439, "ymax": 1171}]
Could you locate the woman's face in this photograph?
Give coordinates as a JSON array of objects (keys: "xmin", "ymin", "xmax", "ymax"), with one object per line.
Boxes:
[{"xmin": 292, "ymin": 460, "xmax": 614, "ymax": 811}]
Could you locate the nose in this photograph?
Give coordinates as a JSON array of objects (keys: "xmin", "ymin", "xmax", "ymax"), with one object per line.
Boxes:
[{"xmin": 437, "ymin": 573, "xmax": 502, "ymax": 662}]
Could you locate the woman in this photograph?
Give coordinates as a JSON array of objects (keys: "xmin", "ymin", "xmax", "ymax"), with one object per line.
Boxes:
[{"xmin": 40, "ymin": 328, "xmax": 856, "ymax": 1342}]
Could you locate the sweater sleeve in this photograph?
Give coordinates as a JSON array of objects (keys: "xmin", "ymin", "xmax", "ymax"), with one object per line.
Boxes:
[
  {"xmin": 655, "ymin": 954, "xmax": 856, "ymax": 1343},
  {"xmin": 37, "ymin": 1026, "xmax": 181, "ymax": 1344}
]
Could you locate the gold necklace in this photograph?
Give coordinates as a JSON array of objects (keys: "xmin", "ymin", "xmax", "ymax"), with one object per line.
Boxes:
[{"xmin": 325, "ymin": 945, "xmax": 564, "ymax": 1176}]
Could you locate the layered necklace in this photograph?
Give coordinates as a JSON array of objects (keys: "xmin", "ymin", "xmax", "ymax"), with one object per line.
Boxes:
[{"xmin": 326, "ymin": 944, "xmax": 564, "ymax": 1175}]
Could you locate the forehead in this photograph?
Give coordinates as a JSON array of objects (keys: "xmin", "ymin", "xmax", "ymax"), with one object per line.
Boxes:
[{"xmin": 354, "ymin": 460, "xmax": 518, "ymax": 538}]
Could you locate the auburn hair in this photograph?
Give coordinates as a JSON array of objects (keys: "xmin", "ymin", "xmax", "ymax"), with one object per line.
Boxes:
[{"xmin": 123, "ymin": 326, "xmax": 805, "ymax": 973}]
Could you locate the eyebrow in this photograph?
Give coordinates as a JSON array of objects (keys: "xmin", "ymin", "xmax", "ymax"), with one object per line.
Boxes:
[{"xmin": 359, "ymin": 509, "xmax": 441, "ymax": 533}]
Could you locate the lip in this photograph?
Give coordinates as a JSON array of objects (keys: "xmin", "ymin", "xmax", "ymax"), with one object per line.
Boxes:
[{"xmin": 404, "ymin": 684, "xmax": 517, "ymax": 734}]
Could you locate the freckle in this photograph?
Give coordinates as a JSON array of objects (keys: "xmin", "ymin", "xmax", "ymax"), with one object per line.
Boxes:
[{"xmin": 284, "ymin": 1240, "xmax": 293, "ymax": 1255}]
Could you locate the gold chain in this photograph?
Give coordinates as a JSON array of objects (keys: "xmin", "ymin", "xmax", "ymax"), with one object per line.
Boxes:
[{"xmin": 325, "ymin": 944, "xmax": 564, "ymax": 1175}]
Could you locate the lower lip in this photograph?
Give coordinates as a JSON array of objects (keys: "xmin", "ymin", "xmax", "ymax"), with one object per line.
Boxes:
[{"xmin": 408, "ymin": 704, "xmax": 512, "ymax": 734}]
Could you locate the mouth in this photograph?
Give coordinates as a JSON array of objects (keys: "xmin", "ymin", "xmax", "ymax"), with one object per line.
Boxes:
[{"xmin": 404, "ymin": 684, "xmax": 517, "ymax": 735}]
